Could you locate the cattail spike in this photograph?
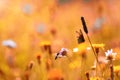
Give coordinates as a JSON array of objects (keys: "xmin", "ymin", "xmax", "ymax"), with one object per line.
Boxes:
[{"xmin": 81, "ymin": 17, "xmax": 88, "ymax": 34}]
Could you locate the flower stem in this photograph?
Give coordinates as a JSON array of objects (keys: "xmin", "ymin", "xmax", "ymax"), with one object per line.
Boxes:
[
  {"xmin": 110, "ymin": 60, "xmax": 114, "ymax": 80},
  {"xmin": 85, "ymin": 72, "xmax": 90, "ymax": 80},
  {"xmin": 86, "ymin": 34, "xmax": 102, "ymax": 76},
  {"xmin": 86, "ymin": 34, "xmax": 99, "ymax": 63}
]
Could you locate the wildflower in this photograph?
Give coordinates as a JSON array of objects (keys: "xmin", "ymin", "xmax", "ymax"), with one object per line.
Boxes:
[
  {"xmin": 73, "ymin": 43, "xmax": 87, "ymax": 53},
  {"xmin": 91, "ymin": 43, "xmax": 105, "ymax": 49},
  {"xmin": 36, "ymin": 54, "xmax": 41, "ymax": 64},
  {"xmin": 92, "ymin": 43, "xmax": 105, "ymax": 54},
  {"xmin": 73, "ymin": 43, "xmax": 87, "ymax": 58},
  {"xmin": 40, "ymin": 41, "xmax": 51, "ymax": 48},
  {"xmin": 26, "ymin": 61, "xmax": 34, "ymax": 70},
  {"xmin": 105, "ymin": 49, "xmax": 117, "ymax": 60},
  {"xmin": 25, "ymin": 61, "xmax": 34, "ymax": 80},
  {"xmin": 2, "ymin": 39, "xmax": 16, "ymax": 48},
  {"xmin": 59, "ymin": 48, "xmax": 68, "ymax": 56},
  {"xmin": 2, "ymin": 40, "xmax": 16, "ymax": 68},
  {"xmin": 40, "ymin": 41, "xmax": 52, "ymax": 55},
  {"xmin": 105, "ymin": 49, "xmax": 116, "ymax": 80},
  {"xmin": 87, "ymin": 43, "xmax": 105, "ymax": 54},
  {"xmin": 55, "ymin": 48, "xmax": 69, "ymax": 60},
  {"xmin": 39, "ymin": 41, "xmax": 51, "ymax": 50}
]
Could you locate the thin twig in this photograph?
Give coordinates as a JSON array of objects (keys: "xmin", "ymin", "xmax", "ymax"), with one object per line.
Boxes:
[
  {"xmin": 86, "ymin": 34, "xmax": 103, "ymax": 77},
  {"xmin": 86, "ymin": 34, "xmax": 99, "ymax": 63},
  {"xmin": 110, "ymin": 60, "xmax": 114, "ymax": 80}
]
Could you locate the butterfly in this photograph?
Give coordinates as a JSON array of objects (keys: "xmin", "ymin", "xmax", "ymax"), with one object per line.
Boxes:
[{"xmin": 76, "ymin": 29, "xmax": 85, "ymax": 44}]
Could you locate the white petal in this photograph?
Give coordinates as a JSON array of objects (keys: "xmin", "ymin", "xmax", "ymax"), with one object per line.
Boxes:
[
  {"xmin": 2, "ymin": 39, "xmax": 16, "ymax": 48},
  {"xmin": 110, "ymin": 49, "xmax": 113, "ymax": 53},
  {"xmin": 73, "ymin": 48, "xmax": 78, "ymax": 52},
  {"xmin": 105, "ymin": 52, "xmax": 109, "ymax": 56}
]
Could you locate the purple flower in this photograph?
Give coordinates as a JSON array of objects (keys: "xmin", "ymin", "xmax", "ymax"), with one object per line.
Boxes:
[
  {"xmin": 55, "ymin": 48, "xmax": 69, "ymax": 60},
  {"xmin": 59, "ymin": 48, "xmax": 69, "ymax": 56}
]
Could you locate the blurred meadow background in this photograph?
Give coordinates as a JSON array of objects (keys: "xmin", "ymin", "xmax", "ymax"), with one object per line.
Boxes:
[{"xmin": 0, "ymin": 0, "xmax": 120, "ymax": 80}]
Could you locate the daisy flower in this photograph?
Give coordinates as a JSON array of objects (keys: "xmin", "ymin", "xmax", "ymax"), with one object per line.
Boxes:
[{"xmin": 105, "ymin": 49, "xmax": 117, "ymax": 60}]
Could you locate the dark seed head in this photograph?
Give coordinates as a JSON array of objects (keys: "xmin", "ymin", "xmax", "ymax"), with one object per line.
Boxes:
[{"xmin": 81, "ymin": 17, "xmax": 88, "ymax": 34}]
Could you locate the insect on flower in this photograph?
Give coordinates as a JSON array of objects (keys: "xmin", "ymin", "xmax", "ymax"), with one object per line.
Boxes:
[
  {"xmin": 105, "ymin": 49, "xmax": 117, "ymax": 60},
  {"xmin": 55, "ymin": 48, "xmax": 69, "ymax": 60}
]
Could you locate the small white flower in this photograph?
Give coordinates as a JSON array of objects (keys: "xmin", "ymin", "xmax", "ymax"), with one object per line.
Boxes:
[
  {"xmin": 73, "ymin": 48, "xmax": 78, "ymax": 52},
  {"xmin": 2, "ymin": 39, "xmax": 16, "ymax": 48},
  {"xmin": 86, "ymin": 47, "xmax": 91, "ymax": 50},
  {"xmin": 105, "ymin": 49, "xmax": 117, "ymax": 60}
]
